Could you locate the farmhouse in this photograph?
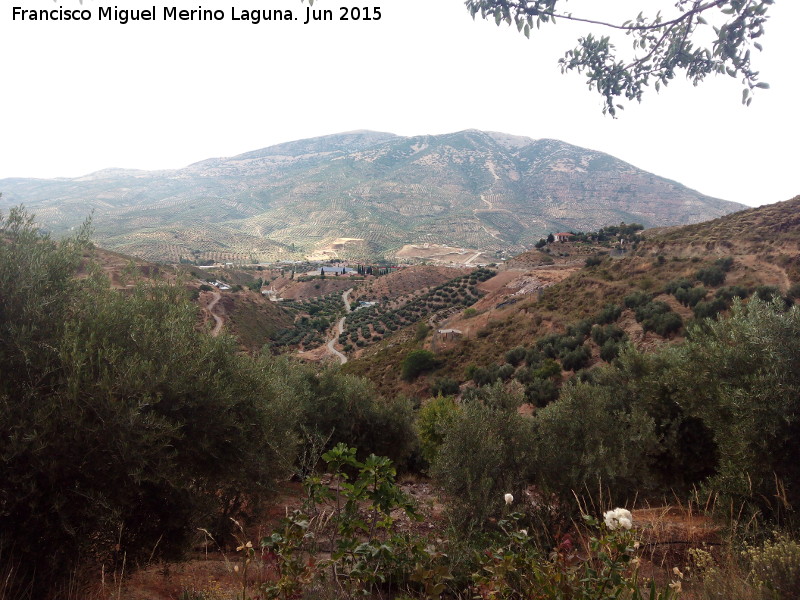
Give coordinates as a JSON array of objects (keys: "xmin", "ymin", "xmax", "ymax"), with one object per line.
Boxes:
[{"xmin": 554, "ymin": 232, "xmax": 574, "ymax": 243}]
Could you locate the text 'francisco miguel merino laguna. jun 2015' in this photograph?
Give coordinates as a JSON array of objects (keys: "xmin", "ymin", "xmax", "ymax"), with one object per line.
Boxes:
[{"xmin": 11, "ymin": 4, "xmax": 383, "ymax": 25}]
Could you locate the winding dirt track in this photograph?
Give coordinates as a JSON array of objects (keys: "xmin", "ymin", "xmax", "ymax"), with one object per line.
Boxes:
[
  {"xmin": 325, "ymin": 288, "xmax": 352, "ymax": 364},
  {"xmin": 206, "ymin": 290, "xmax": 224, "ymax": 337}
]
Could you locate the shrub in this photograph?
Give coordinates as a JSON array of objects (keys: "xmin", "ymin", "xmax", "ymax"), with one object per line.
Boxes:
[
  {"xmin": 0, "ymin": 210, "xmax": 299, "ymax": 595},
  {"xmin": 693, "ymin": 297, "xmax": 730, "ymax": 320},
  {"xmin": 584, "ymin": 255, "xmax": 603, "ymax": 267},
  {"xmin": 430, "ymin": 377, "xmax": 460, "ymax": 397},
  {"xmin": 624, "ymin": 291, "xmax": 652, "ymax": 309},
  {"xmin": 497, "ymin": 363, "xmax": 516, "ymax": 381},
  {"xmin": 696, "ymin": 265, "xmax": 726, "ymax": 286},
  {"xmin": 665, "ymin": 277, "xmax": 693, "ymax": 294},
  {"xmin": 595, "ymin": 303, "xmax": 623, "ymax": 325},
  {"xmin": 414, "ymin": 321, "xmax": 431, "ymax": 341},
  {"xmin": 752, "ymin": 284, "xmax": 778, "ymax": 301},
  {"xmin": 716, "ymin": 285, "xmax": 750, "ymax": 302},
  {"xmin": 745, "ymin": 533, "xmax": 800, "ymax": 599},
  {"xmin": 561, "ymin": 346, "xmax": 591, "ymax": 371},
  {"xmin": 417, "ymin": 395, "xmax": 459, "ymax": 467},
  {"xmin": 634, "ymin": 300, "xmax": 671, "ymax": 323},
  {"xmin": 433, "ymin": 386, "xmax": 534, "ymax": 532},
  {"xmin": 591, "ymin": 324, "xmax": 626, "ymax": 346},
  {"xmin": 505, "ymin": 345, "xmax": 527, "ymax": 366},
  {"xmin": 533, "ymin": 358, "xmax": 562, "ymax": 380},
  {"xmin": 644, "ymin": 311, "xmax": 683, "ymax": 337},
  {"xmin": 675, "ymin": 298, "xmax": 800, "ymax": 519},
  {"xmin": 533, "ymin": 380, "xmax": 660, "ymax": 502},
  {"xmin": 524, "ymin": 377, "xmax": 559, "ymax": 407},
  {"xmin": 600, "ymin": 339, "xmax": 623, "ymax": 362},
  {"xmin": 674, "ymin": 285, "xmax": 707, "ymax": 307},
  {"xmin": 715, "ymin": 257, "xmax": 735, "ymax": 271},
  {"xmin": 401, "ymin": 349, "xmax": 439, "ymax": 380},
  {"xmin": 566, "ymin": 319, "xmax": 593, "ymax": 339}
]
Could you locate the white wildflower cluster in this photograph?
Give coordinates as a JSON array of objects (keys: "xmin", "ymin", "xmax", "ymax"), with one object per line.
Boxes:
[{"xmin": 603, "ymin": 507, "xmax": 633, "ymax": 530}]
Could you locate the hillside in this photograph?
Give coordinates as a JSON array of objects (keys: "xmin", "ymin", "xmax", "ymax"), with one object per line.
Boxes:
[
  {"xmin": 342, "ymin": 196, "xmax": 800, "ymax": 398},
  {"xmin": 1, "ymin": 130, "xmax": 742, "ymax": 263}
]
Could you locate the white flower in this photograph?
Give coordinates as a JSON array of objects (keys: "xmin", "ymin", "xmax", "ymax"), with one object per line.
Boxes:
[
  {"xmin": 504, "ymin": 493, "xmax": 514, "ymax": 505},
  {"xmin": 603, "ymin": 507, "xmax": 633, "ymax": 530}
]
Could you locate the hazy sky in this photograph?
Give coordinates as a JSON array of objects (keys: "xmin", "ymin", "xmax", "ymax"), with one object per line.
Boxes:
[{"xmin": 2, "ymin": 0, "xmax": 797, "ymax": 207}]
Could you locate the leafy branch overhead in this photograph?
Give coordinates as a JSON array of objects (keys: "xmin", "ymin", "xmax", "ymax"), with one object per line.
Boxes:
[{"xmin": 464, "ymin": 0, "xmax": 773, "ymax": 115}]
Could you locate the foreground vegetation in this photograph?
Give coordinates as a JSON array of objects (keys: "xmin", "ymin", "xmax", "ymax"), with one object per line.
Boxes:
[{"xmin": 2, "ymin": 207, "xmax": 800, "ymax": 599}]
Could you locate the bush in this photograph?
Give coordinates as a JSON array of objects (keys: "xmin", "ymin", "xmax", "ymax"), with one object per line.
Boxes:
[
  {"xmin": 644, "ymin": 311, "xmax": 683, "ymax": 337},
  {"xmin": 696, "ymin": 265, "xmax": 726, "ymax": 286},
  {"xmin": 674, "ymin": 285, "xmax": 707, "ymax": 307},
  {"xmin": 533, "ymin": 379, "xmax": 660, "ymax": 502},
  {"xmin": 414, "ymin": 321, "xmax": 431, "ymax": 341},
  {"xmin": 693, "ymin": 297, "xmax": 729, "ymax": 320},
  {"xmin": 417, "ymin": 395, "xmax": 459, "ymax": 467},
  {"xmin": 665, "ymin": 277, "xmax": 693, "ymax": 294},
  {"xmin": 524, "ymin": 377, "xmax": 559, "ymax": 407},
  {"xmin": 0, "ymin": 210, "xmax": 299, "ymax": 595},
  {"xmin": 591, "ymin": 324, "xmax": 626, "ymax": 346},
  {"xmin": 533, "ymin": 358, "xmax": 562, "ymax": 380},
  {"xmin": 716, "ymin": 285, "xmax": 750, "ymax": 302},
  {"xmin": 561, "ymin": 346, "xmax": 591, "ymax": 371},
  {"xmin": 433, "ymin": 386, "xmax": 534, "ymax": 532},
  {"xmin": 505, "ymin": 345, "xmax": 527, "ymax": 366},
  {"xmin": 624, "ymin": 291, "xmax": 652, "ymax": 309},
  {"xmin": 585, "ymin": 255, "xmax": 603, "ymax": 267},
  {"xmin": 600, "ymin": 339, "xmax": 623, "ymax": 362},
  {"xmin": 430, "ymin": 376, "xmax": 460, "ymax": 397},
  {"xmin": 745, "ymin": 533, "xmax": 800, "ymax": 599},
  {"xmin": 715, "ymin": 256, "xmax": 735, "ymax": 271},
  {"xmin": 595, "ymin": 303, "xmax": 622, "ymax": 325},
  {"xmin": 401, "ymin": 349, "xmax": 438, "ymax": 380},
  {"xmin": 674, "ymin": 298, "xmax": 800, "ymax": 520}
]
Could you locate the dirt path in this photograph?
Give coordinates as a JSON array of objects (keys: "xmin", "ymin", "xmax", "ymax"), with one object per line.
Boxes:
[
  {"xmin": 464, "ymin": 251, "xmax": 483, "ymax": 266},
  {"xmin": 325, "ymin": 289, "xmax": 353, "ymax": 364},
  {"xmin": 206, "ymin": 290, "xmax": 224, "ymax": 337}
]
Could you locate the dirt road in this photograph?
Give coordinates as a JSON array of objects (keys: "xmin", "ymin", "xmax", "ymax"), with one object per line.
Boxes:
[
  {"xmin": 206, "ymin": 290, "xmax": 224, "ymax": 337},
  {"xmin": 325, "ymin": 289, "xmax": 352, "ymax": 364}
]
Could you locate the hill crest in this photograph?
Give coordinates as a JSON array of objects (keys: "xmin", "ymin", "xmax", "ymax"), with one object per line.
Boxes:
[{"xmin": 0, "ymin": 130, "xmax": 745, "ymax": 264}]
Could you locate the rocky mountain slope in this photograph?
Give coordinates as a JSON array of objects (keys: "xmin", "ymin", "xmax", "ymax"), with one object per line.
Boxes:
[{"xmin": 1, "ymin": 130, "xmax": 743, "ymax": 263}]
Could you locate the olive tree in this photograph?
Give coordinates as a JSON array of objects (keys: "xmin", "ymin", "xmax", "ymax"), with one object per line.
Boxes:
[{"xmin": 463, "ymin": 0, "xmax": 773, "ymax": 115}]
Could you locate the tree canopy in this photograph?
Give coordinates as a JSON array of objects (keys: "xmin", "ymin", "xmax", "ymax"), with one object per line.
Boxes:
[{"xmin": 464, "ymin": 0, "xmax": 773, "ymax": 115}]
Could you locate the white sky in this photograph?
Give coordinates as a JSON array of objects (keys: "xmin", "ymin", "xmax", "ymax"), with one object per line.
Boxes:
[{"xmin": 1, "ymin": 0, "xmax": 797, "ymax": 207}]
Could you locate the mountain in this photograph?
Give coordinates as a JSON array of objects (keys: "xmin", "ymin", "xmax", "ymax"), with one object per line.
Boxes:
[{"xmin": 0, "ymin": 130, "xmax": 744, "ymax": 263}]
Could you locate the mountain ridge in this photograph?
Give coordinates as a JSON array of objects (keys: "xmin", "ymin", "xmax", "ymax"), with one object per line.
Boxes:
[{"xmin": 0, "ymin": 129, "xmax": 745, "ymax": 263}]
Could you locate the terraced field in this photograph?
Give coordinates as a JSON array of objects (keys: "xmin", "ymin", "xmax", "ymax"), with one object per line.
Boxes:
[{"xmin": 339, "ymin": 268, "xmax": 496, "ymax": 353}]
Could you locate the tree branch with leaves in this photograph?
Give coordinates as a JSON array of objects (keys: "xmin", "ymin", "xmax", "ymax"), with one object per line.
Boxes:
[{"xmin": 464, "ymin": 0, "xmax": 773, "ymax": 115}]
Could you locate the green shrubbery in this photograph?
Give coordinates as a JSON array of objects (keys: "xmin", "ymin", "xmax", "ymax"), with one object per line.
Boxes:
[
  {"xmin": 432, "ymin": 384, "xmax": 534, "ymax": 531},
  {"xmin": 0, "ymin": 208, "xmax": 418, "ymax": 597},
  {"xmin": 401, "ymin": 349, "xmax": 439, "ymax": 380},
  {"xmin": 0, "ymin": 209, "xmax": 298, "ymax": 595}
]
